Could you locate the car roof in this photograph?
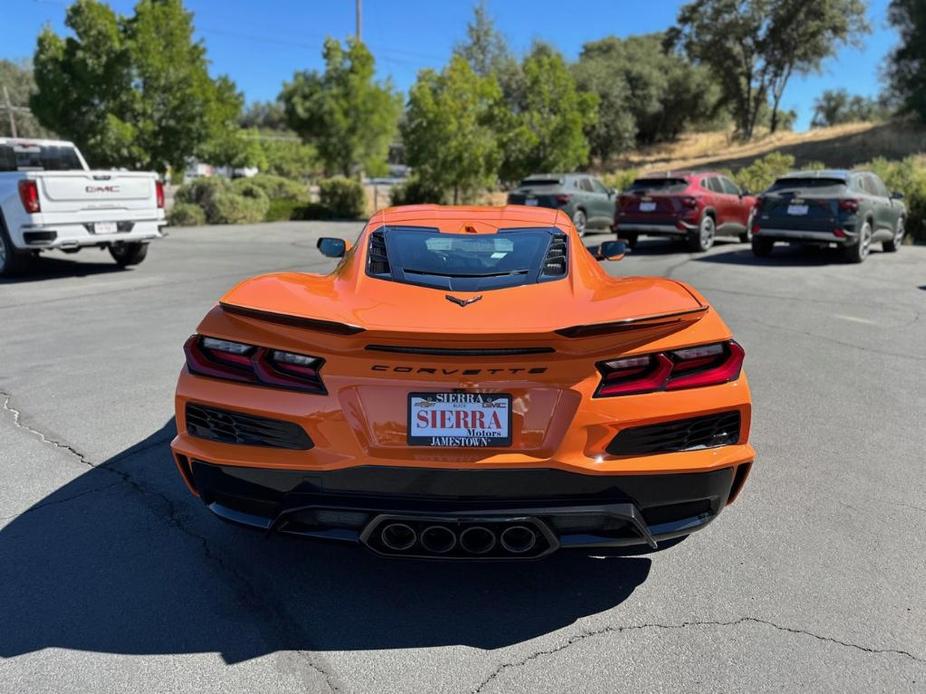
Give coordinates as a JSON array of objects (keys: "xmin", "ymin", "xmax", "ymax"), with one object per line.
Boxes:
[
  {"xmin": 636, "ymin": 170, "xmax": 727, "ymax": 180},
  {"xmin": 372, "ymin": 205, "xmax": 566, "ymax": 234},
  {"xmin": 778, "ymin": 169, "xmax": 851, "ymax": 180},
  {"xmin": 0, "ymin": 137, "xmax": 76, "ymax": 148}
]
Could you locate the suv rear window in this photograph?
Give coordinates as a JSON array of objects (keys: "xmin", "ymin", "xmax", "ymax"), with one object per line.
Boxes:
[
  {"xmin": 370, "ymin": 226, "xmax": 567, "ymax": 291},
  {"xmin": 769, "ymin": 177, "xmax": 847, "ymax": 192},
  {"xmin": 519, "ymin": 178, "xmax": 561, "ymax": 187},
  {"xmin": 0, "ymin": 144, "xmax": 84, "ymax": 171},
  {"xmin": 628, "ymin": 178, "xmax": 688, "ymax": 193}
]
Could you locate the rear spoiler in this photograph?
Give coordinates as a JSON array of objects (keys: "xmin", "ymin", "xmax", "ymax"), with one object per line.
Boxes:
[{"xmin": 555, "ymin": 307, "xmax": 708, "ymax": 338}]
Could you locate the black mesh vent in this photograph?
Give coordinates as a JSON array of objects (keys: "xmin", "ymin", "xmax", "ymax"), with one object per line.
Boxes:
[
  {"xmin": 607, "ymin": 411, "xmax": 741, "ymax": 456},
  {"xmin": 368, "ymin": 230, "xmax": 390, "ymax": 275},
  {"xmin": 542, "ymin": 234, "xmax": 567, "ymax": 277},
  {"xmin": 186, "ymin": 403, "xmax": 313, "ymax": 450}
]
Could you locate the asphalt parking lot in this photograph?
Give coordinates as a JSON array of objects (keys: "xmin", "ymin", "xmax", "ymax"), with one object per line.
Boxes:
[{"xmin": 1, "ymin": 221, "xmax": 924, "ymax": 693}]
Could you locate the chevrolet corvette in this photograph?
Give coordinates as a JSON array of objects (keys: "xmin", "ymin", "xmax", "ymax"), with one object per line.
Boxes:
[{"xmin": 170, "ymin": 205, "xmax": 754, "ymax": 559}]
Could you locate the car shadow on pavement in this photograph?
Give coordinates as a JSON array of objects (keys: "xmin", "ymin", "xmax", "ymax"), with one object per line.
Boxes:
[
  {"xmin": 694, "ymin": 245, "xmax": 876, "ymax": 267},
  {"xmin": 622, "ymin": 238, "xmax": 744, "ymax": 256},
  {"xmin": 0, "ymin": 254, "xmax": 128, "ymax": 283},
  {"xmin": 0, "ymin": 421, "xmax": 652, "ymax": 664}
]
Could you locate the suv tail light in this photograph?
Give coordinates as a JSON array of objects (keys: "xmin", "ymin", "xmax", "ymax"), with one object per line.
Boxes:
[
  {"xmin": 18, "ymin": 180, "xmax": 40, "ymax": 213},
  {"xmin": 184, "ymin": 335, "xmax": 326, "ymax": 394},
  {"xmin": 838, "ymin": 199, "xmax": 859, "ymax": 213},
  {"xmin": 680, "ymin": 196, "xmax": 698, "ymax": 208},
  {"xmin": 555, "ymin": 194, "xmax": 571, "ymax": 205},
  {"xmin": 155, "ymin": 180, "xmax": 165, "ymax": 209},
  {"xmin": 595, "ymin": 341, "xmax": 744, "ymax": 397}
]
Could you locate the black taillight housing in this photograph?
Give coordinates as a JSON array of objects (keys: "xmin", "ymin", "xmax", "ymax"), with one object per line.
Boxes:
[
  {"xmin": 595, "ymin": 341, "xmax": 744, "ymax": 397},
  {"xmin": 184, "ymin": 335, "xmax": 326, "ymax": 394}
]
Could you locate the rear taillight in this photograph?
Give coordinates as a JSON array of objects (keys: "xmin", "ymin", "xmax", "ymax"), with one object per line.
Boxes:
[
  {"xmin": 155, "ymin": 180, "xmax": 165, "ymax": 209},
  {"xmin": 595, "ymin": 341, "xmax": 744, "ymax": 397},
  {"xmin": 618, "ymin": 194, "xmax": 635, "ymax": 209},
  {"xmin": 839, "ymin": 199, "xmax": 859, "ymax": 213},
  {"xmin": 680, "ymin": 196, "xmax": 698, "ymax": 209},
  {"xmin": 18, "ymin": 180, "xmax": 40, "ymax": 213},
  {"xmin": 754, "ymin": 196, "xmax": 766, "ymax": 211},
  {"xmin": 555, "ymin": 194, "xmax": 571, "ymax": 205},
  {"xmin": 184, "ymin": 335, "xmax": 326, "ymax": 394}
]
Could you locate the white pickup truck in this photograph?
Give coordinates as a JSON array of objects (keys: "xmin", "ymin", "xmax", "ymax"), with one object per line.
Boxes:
[{"xmin": 0, "ymin": 138, "xmax": 167, "ymax": 276}]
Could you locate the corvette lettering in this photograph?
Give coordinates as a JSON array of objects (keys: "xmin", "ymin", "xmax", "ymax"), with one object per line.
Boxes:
[{"xmin": 372, "ymin": 364, "xmax": 547, "ymax": 375}]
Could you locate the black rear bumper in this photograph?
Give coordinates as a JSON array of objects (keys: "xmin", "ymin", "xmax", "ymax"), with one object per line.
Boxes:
[{"xmin": 184, "ymin": 461, "xmax": 751, "ymax": 558}]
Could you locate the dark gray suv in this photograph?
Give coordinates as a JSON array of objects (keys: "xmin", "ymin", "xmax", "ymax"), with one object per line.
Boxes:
[{"xmin": 507, "ymin": 173, "xmax": 617, "ymax": 236}]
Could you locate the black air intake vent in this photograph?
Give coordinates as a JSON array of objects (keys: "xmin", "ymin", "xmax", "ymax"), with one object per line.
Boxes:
[
  {"xmin": 368, "ymin": 231, "xmax": 390, "ymax": 275},
  {"xmin": 186, "ymin": 403, "xmax": 313, "ymax": 450},
  {"xmin": 607, "ymin": 411, "xmax": 741, "ymax": 456},
  {"xmin": 542, "ymin": 234, "xmax": 567, "ymax": 277}
]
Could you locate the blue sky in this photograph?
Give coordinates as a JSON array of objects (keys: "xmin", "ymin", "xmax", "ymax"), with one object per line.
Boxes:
[{"xmin": 2, "ymin": 0, "xmax": 898, "ymax": 131}]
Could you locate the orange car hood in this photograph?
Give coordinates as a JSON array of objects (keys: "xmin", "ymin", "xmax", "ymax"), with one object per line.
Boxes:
[{"xmin": 219, "ymin": 206, "xmax": 708, "ymax": 336}]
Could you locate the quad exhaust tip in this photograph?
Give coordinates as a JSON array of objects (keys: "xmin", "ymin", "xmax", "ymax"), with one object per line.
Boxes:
[
  {"xmin": 459, "ymin": 526, "xmax": 496, "ymax": 555},
  {"xmin": 420, "ymin": 525, "xmax": 457, "ymax": 554},
  {"xmin": 380, "ymin": 522, "xmax": 417, "ymax": 552},
  {"xmin": 500, "ymin": 525, "xmax": 538, "ymax": 554}
]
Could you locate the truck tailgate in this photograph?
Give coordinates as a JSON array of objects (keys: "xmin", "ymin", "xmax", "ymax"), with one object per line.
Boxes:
[{"xmin": 36, "ymin": 171, "xmax": 158, "ymax": 215}]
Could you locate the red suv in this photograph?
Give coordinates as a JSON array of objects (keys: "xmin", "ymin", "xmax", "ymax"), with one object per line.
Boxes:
[{"xmin": 613, "ymin": 172, "xmax": 757, "ymax": 251}]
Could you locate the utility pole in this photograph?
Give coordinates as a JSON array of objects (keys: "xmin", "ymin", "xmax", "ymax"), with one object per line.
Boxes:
[{"xmin": 355, "ymin": 0, "xmax": 362, "ymax": 41}]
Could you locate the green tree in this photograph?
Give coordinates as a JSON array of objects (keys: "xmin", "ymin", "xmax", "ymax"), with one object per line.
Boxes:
[
  {"xmin": 887, "ymin": 0, "xmax": 926, "ymax": 121},
  {"xmin": 499, "ymin": 43, "xmax": 597, "ymax": 183},
  {"xmin": 31, "ymin": 0, "xmax": 246, "ymax": 172},
  {"xmin": 669, "ymin": 0, "xmax": 869, "ymax": 138},
  {"xmin": 574, "ymin": 34, "xmax": 722, "ymax": 161},
  {"xmin": 281, "ymin": 38, "xmax": 401, "ymax": 177},
  {"xmin": 240, "ymin": 100, "xmax": 288, "ymax": 131},
  {"xmin": 402, "ymin": 55, "xmax": 502, "ymax": 203},
  {"xmin": 0, "ymin": 60, "xmax": 57, "ymax": 138},
  {"xmin": 811, "ymin": 89, "xmax": 887, "ymax": 127}
]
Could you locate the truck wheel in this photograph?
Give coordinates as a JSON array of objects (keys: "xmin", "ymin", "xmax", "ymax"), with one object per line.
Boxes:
[
  {"xmin": 882, "ymin": 217, "xmax": 904, "ymax": 253},
  {"xmin": 687, "ymin": 215, "xmax": 715, "ymax": 252},
  {"xmin": 0, "ymin": 222, "xmax": 34, "ymax": 277},
  {"xmin": 109, "ymin": 242, "xmax": 149, "ymax": 267},
  {"xmin": 751, "ymin": 236, "xmax": 774, "ymax": 257},
  {"xmin": 843, "ymin": 221, "xmax": 872, "ymax": 263}
]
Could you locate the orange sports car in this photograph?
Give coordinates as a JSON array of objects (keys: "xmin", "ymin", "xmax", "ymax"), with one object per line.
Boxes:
[{"xmin": 170, "ymin": 205, "xmax": 754, "ymax": 559}]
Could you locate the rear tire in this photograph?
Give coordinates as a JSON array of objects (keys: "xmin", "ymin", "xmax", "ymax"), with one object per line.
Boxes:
[
  {"xmin": 751, "ymin": 236, "xmax": 774, "ymax": 257},
  {"xmin": 109, "ymin": 242, "xmax": 148, "ymax": 267},
  {"xmin": 843, "ymin": 220, "xmax": 872, "ymax": 264},
  {"xmin": 621, "ymin": 232, "xmax": 638, "ymax": 249},
  {"xmin": 0, "ymin": 221, "xmax": 34, "ymax": 277},
  {"xmin": 687, "ymin": 215, "xmax": 715, "ymax": 252},
  {"xmin": 882, "ymin": 217, "xmax": 904, "ymax": 253},
  {"xmin": 572, "ymin": 209, "xmax": 587, "ymax": 237}
]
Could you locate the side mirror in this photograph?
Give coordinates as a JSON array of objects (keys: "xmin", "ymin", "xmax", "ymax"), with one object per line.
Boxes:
[
  {"xmin": 608, "ymin": 188, "xmax": 617, "ymax": 197},
  {"xmin": 317, "ymin": 237, "xmax": 347, "ymax": 258},
  {"xmin": 890, "ymin": 191, "xmax": 905, "ymax": 200},
  {"xmin": 740, "ymin": 189, "xmax": 750, "ymax": 197},
  {"xmin": 587, "ymin": 240, "xmax": 627, "ymax": 261}
]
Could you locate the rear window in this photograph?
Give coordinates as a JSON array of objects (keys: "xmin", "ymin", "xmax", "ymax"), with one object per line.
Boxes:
[
  {"xmin": 628, "ymin": 178, "xmax": 688, "ymax": 194},
  {"xmin": 519, "ymin": 178, "xmax": 561, "ymax": 187},
  {"xmin": 371, "ymin": 226, "xmax": 567, "ymax": 291},
  {"xmin": 0, "ymin": 144, "xmax": 84, "ymax": 172},
  {"xmin": 769, "ymin": 177, "xmax": 847, "ymax": 192}
]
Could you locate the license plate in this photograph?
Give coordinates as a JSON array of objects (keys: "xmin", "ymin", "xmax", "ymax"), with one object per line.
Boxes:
[
  {"xmin": 408, "ymin": 392, "xmax": 512, "ymax": 447},
  {"xmin": 639, "ymin": 201, "xmax": 656, "ymax": 212},
  {"xmin": 524, "ymin": 198, "xmax": 539, "ymax": 206},
  {"xmin": 787, "ymin": 204, "xmax": 809, "ymax": 216},
  {"xmin": 94, "ymin": 222, "xmax": 118, "ymax": 234}
]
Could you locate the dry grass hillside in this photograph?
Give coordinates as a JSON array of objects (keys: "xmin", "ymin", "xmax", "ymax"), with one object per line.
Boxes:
[{"xmin": 614, "ymin": 120, "xmax": 926, "ymax": 174}]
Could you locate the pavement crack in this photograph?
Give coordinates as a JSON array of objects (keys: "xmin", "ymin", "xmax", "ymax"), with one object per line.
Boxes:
[
  {"xmin": 0, "ymin": 390, "xmax": 94, "ymax": 467},
  {"xmin": 471, "ymin": 617, "xmax": 925, "ymax": 692},
  {"xmin": 0, "ymin": 481, "xmax": 121, "ymax": 522}
]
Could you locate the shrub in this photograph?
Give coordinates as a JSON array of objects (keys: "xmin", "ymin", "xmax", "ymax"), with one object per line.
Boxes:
[
  {"xmin": 601, "ymin": 169, "xmax": 639, "ymax": 193},
  {"xmin": 734, "ymin": 152, "xmax": 796, "ymax": 194},
  {"xmin": 389, "ymin": 175, "xmax": 447, "ymax": 205},
  {"xmin": 175, "ymin": 177, "xmax": 229, "ymax": 207},
  {"xmin": 239, "ymin": 174, "xmax": 308, "ymax": 201},
  {"xmin": 318, "ymin": 176, "xmax": 365, "ymax": 219},
  {"xmin": 265, "ymin": 197, "xmax": 306, "ymax": 222},
  {"xmin": 863, "ymin": 156, "xmax": 926, "ymax": 243},
  {"xmin": 205, "ymin": 190, "xmax": 269, "ymax": 224},
  {"xmin": 167, "ymin": 202, "xmax": 206, "ymax": 227}
]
